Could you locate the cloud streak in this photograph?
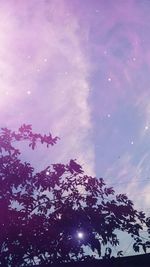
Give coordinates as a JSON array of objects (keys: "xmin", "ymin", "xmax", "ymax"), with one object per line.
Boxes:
[{"xmin": 0, "ymin": 0, "xmax": 95, "ymax": 175}]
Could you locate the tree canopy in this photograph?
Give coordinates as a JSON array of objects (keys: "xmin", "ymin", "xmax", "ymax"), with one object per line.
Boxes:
[{"xmin": 0, "ymin": 124, "xmax": 149, "ymax": 266}]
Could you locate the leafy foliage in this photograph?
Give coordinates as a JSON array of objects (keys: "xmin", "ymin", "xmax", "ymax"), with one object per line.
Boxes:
[
  {"xmin": 134, "ymin": 217, "xmax": 150, "ymax": 253},
  {"xmin": 0, "ymin": 125, "xmax": 148, "ymax": 266}
]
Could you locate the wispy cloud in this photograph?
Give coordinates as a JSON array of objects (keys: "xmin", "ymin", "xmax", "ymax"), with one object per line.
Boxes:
[
  {"xmin": 105, "ymin": 152, "xmax": 150, "ymax": 211},
  {"xmin": 0, "ymin": 0, "xmax": 95, "ymax": 175}
]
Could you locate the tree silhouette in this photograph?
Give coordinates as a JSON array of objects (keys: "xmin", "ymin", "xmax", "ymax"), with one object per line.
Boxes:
[{"xmin": 0, "ymin": 124, "xmax": 147, "ymax": 266}]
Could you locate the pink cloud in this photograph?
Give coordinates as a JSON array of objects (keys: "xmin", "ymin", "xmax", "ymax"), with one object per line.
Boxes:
[{"xmin": 0, "ymin": 0, "xmax": 95, "ymax": 175}]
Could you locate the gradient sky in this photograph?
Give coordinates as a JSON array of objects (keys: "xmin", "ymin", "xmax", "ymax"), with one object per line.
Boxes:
[{"xmin": 1, "ymin": 0, "xmax": 150, "ymax": 255}]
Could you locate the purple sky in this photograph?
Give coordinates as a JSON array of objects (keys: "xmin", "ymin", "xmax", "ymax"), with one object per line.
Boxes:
[{"xmin": 1, "ymin": 0, "xmax": 150, "ymax": 251}]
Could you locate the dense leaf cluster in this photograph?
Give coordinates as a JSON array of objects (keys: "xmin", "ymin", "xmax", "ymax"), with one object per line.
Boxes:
[{"xmin": 0, "ymin": 125, "xmax": 148, "ymax": 266}]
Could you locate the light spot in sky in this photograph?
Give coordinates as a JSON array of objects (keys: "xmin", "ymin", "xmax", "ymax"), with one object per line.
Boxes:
[
  {"xmin": 27, "ymin": 90, "xmax": 31, "ymax": 95},
  {"xmin": 77, "ymin": 231, "xmax": 84, "ymax": 239},
  {"xmin": 57, "ymin": 214, "xmax": 61, "ymax": 219}
]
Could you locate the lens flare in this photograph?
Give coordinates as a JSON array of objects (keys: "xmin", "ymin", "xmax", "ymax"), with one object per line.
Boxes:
[{"xmin": 77, "ymin": 231, "xmax": 84, "ymax": 239}]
